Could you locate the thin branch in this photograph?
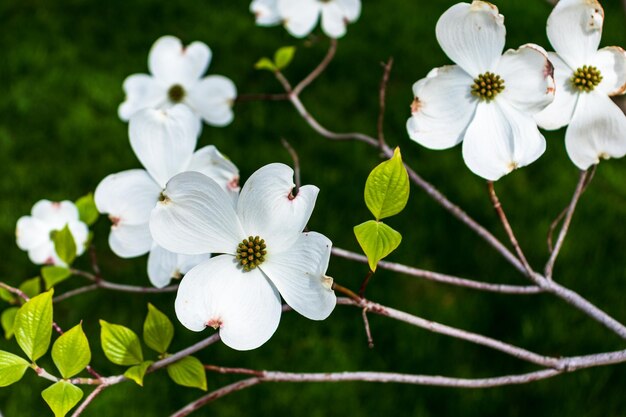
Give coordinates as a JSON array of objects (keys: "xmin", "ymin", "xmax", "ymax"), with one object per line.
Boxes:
[
  {"xmin": 97, "ymin": 280, "xmax": 178, "ymax": 294},
  {"xmin": 204, "ymin": 365, "xmax": 264, "ymax": 377},
  {"xmin": 70, "ymin": 385, "xmax": 107, "ymax": 417},
  {"xmin": 281, "ymin": 138, "xmax": 301, "ymax": 193},
  {"xmin": 358, "ymin": 269, "xmax": 374, "ymax": 298},
  {"xmin": 171, "ymin": 378, "xmax": 262, "ymax": 417},
  {"xmin": 53, "ymin": 284, "xmax": 99, "ymax": 303},
  {"xmin": 377, "ymin": 57, "xmax": 394, "ymax": 149},
  {"xmin": 293, "ymin": 38, "xmax": 338, "ymax": 96},
  {"xmin": 361, "ymin": 308, "xmax": 375, "ymax": 348},
  {"xmin": 547, "ymin": 206, "xmax": 568, "ymax": 253}
]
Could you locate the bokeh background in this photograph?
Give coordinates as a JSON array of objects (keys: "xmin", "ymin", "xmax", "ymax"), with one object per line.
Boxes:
[{"xmin": 1, "ymin": 0, "xmax": 625, "ymax": 415}]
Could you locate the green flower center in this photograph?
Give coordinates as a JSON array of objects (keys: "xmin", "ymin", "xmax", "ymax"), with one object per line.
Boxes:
[
  {"xmin": 571, "ymin": 65, "xmax": 603, "ymax": 92},
  {"xmin": 471, "ymin": 72, "xmax": 505, "ymax": 101},
  {"xmin": 236, "ymin": 236, "xmax": 267, "ymax": 271},
  {"xmin": 168, "ymin": 84, "xmax": 186, "ymax": 103}
]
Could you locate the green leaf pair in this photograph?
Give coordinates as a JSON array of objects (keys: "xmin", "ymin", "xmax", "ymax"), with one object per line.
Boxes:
[{"xmin": 255, "ymin": 46, "xmax": 296, "ymax": 72}]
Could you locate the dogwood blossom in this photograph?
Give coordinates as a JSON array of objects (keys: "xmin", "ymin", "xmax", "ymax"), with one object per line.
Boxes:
[
  {"xmin": 534, "ymin": 0, "xmax": 626, "ymax": 170},
  {"xmin": 150, "ymin": 163, "xmax": 336, "ymax": 351},
  {"xmin": 406, "ymin": 1, "xmax": 555, "ymax": 181},
  {"xmin": 16, "ymin": 200, "xmax": 88, "ymax": 266},
  {"xmin": 250, "ymin": 0, "xmax": 281, "ymax": 26},
  {"xmin": 95, "ymin": 105, "xmax": 240, "ymax": 288},
  {"xmin": 118, "ymin": 36, "xmax": 237, "ymax": 129}
]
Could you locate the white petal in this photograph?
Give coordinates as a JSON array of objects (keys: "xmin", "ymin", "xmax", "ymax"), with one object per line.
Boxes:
[
  {"xmin": 497, "ymin": 44, "xmax": 555, "ymax": 114},
  {"xmin": 237, "ymin": 163, "xmax": 318, "ymax": 254},
  {"xmin": 150, "ymin": 171, "xmax": 245, "ymax": 255},
  {"xmin": 592, "ymin": 46, "xmax": 626, "ymax": 96},
  {"xmin": 109, "ymin": 223, "xmax": 153, "ymax": 258},
  {"xmin": 177, "ymin": 253, "xmax": 212, "ymax": 276},
  {"xmin": 175, "ymin": 255, "xmax": 282, "ymax": 351},
  {"xmin": 16, "ymin": 216, "xmax": 49, "ymax": 251},
  {"xmin": 335, "ymin": 0, "xmax": 361, "ymax": 21},
  {"xmin": 278, "ymin": 0, "xmax": 321, "ymax": 38},
  {"xmin": 28, "ymin": 241, "xmax": 59, "ymax": 266},
  {"xmin": 148, "ymin": 36, "xmax": 212, "ymax": 85},
  {"xmin": 118, "ymin": 74, "xmax": 166, "ymax": 121},
  {"xmin": 534, "ymin": 52, "xmax": 580, "ymax": 130},
  {"xmin": 147, "ymin": 244, "xmax": 179, "ymax": 288},
  {"xmin": 188, "ymin": 145, "xmax": 240, "ymax": 203},
  {"xmin": 129, "ymin": 105, "xmax": 199, "ymax": 188},
  {"xmin": 68, "ymin": 220, "xmax": 89, "ymax": 255},
  {"xmin": 462, "ymin": 101, "xmax": 546, "ymax": 181},
  {"xmin": 565, "ymin": 92, "xmax": 626, "ymax": 170},
  {"xmin": 320, "ymin": 3, "xmax": 348, "ymax": 38},
  {"xmin": 32, "ymin": 200, "xmax": 79, "ymax": 229},
  {"xmin": 250, "ymin": 0, "xmax": 281, "ymax": 26},
  {"xmin": 261, "ymin": 232, "xmax": 335, "ymax": 320},
  {"xmin": 406, "ymin": 65, "xmax": 476, "ymax": 150},
  {"xmin": 186, "ymin": 76, "xmax": 236, "ymax": 127},
  {"xmin": 435, "ymin": 1, "xmax": 506, "ymax": 77},
  {"xmin": 546, "ymin": 0, "xmax": 604, "ymax": 70}
]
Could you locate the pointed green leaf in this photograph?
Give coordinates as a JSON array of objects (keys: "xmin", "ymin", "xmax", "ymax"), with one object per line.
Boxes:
[
  {"xmin": 42, "ymin": 381, "xmax": 83, "ymax": 417},
  {"xmin": 354, "ymin": 220, "xmax": 402, "ymax": 271},
  {"xmin": 143, "ymin": 304, "xmax": 174, "ymax": 354},
  {"xmin": 274, "ymin": 46, "xmax": 296, "ymax": 70},
  {"xmin": 14, "ymin": 290, "xmax": 53, "ymax": 362},
  {"xmin": 254, "ymin": 57, "xmax": 277, "ymax": 72},
  {"xmin": 1, "ymin": 307, "xmax": 19, "ymax": 339},
  {"xmin": 166, "ymin": 356, "xmax": 207, "ymax": 391},
  {"xmin": 364, "ymin": 147, "xmax": 410, "ymax": 220},
  {"xmin": 124, "ymin": 360, "xmax": 153, "ymax": 386},
  {"xmin": 0, "ymin": 350, "xmax": 30, "ymax": 387},
  {"xmin": 52, "ymin": 323, "xmax": 91, "ymax": 379},
  {"xmin": 50, "ymin": 225, "xmax": 77, "ymax": 265},
  {"xmin": 19, "ymin": 277, "xmax": 41, "ymax": 299},
  {"xmin": 42, "ymin": 266, "xmax": 72, "ymax": 290},
  {"xmin": 75, "ymin": 193, "xmax": 99, "ymax": 226},
  {"xmin": 100, "ymin": 320, "xmax": 143, "ymax": 366},
  {"xmin": 0, "ymin": 288, "xmax": 16, "ymax": 303}
]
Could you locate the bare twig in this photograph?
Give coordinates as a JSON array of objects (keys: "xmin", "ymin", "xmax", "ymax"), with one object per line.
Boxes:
[
  {"xmin": 53, "ymin": 284, "xmax": 99, "ymax": 303},
  {"xmin": 70, "ymin": 385, "xmax": 107, "ymax": 417},
  {"xmin": 358, "ymin": 269, "xmax": 374, "ymax": 298},
  {"xmin": 281, "ymin": 138, "xmax": 301, "ymax": 193},
  {"xmin": 377, "ymin": 57, "xmax": 394, "ymax": 149},
  {"xmin": 293, "ymin": 38, "xmax": 338, "ymax": 95},
  {"xmin": 547, "ymin": 206, "xmax": 568, "ymax": 253},
  {"xmin": 361, "ymin": 308, "xmax": 375, "ymax": 348}
]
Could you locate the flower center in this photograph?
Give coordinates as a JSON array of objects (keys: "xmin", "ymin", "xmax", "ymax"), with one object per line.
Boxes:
[
  {"xmin": 236, "ymin": 236, "xmax": 267, "ymax": 271},
  {"xmin": 168, "ymin": 84, "xmax": 186, "ymax": 103},
  {"xmin": 471, "ymin": 72, "xmax": 505, "ymax": 101},
  {"xmin": 571, "ymin": 65, "xmax": 602, "ymax": 92}
]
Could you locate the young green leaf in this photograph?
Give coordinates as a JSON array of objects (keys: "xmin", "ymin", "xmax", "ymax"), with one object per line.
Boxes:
[
  {"xmin": 42, "ymin": 266, "xmax": 72, "ymax": 290},
  {"xmin": 19, "ymin": 277, "xmax": 41, "ymax": 299},
  {"xmin": 75, "ymin": 193, "xmax": 99, "ymax": 226},
  {"xmin": 100, "ymin": 320, "xmax": 143, "ymax": 366},
  {"xmin": 0, "ymin": 287, "xmax": 16, "ymax": 303},
  {"xmin": 254, "ymin": 57, "xmax": 277, "ymax": 72},
  {"xmin": 1, "ymin": 307, "xmax": 18, "ymax": 339},
  {"xmin": 52, "ymin": 323, "xmax": 91, "ymax": 379},
  {"xmin": 50, "ymin": 225, "xmax": 77, "ymax": 265},
  {"xmin": 274, "ymin": 46, "xmax": 296, "ymax": 70},
  {"xmin": 124, "ymin": 360, "xmax": 154, "ymax": 387},
  {"xmin": 166, "ymin": 356, "xmax": 207, "ymax": 391},
  {"xmin": 0, "ymin": 350, "xmax": 30, "ymax": 387},
  {"xmin": 143, "ymin": 303, "xmax": 174, "ymax": 354},
  {"xmin": 42, "ymin": 381, "xmax": 83, "ymax": 417},
  {"xmin": 14, "ymin": 290, "xmax": 54, "ymax": 362},
  {"xmin": 354, "ymin": 220, "xmax": 402, "ymax": 271},
  {"xmin": 364, "ymin": 147, "xmax": 410, "ymax": 221}
]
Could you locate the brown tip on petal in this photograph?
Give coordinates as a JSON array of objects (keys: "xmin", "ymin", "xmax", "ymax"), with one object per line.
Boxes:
[
  {"xmin": 52, "ymin": 202, "xmax": 61, "ymax": 208},
  {"xmin": 507, "ymin": 161, "xmax": 519, "ymax": 172},
  {"xmin": 206, "ymin": 317, "xmax": 222, "ymax": 330},
  {"xmin": 411, "ymin": 97, "xmax": 422, "ymax": 113},
  {"xmin": 228, "ymin": 176, "xmax": 240, "ymax": 191},
  {"xmin": 599, "ymin": 152, "xmax": 610, "ymax": 160},
  {"xmin": 109, "ymin": 215, "xmax": 121, "ymax": 227},
  {"xmin": 322, "ymin": 275, "xmax": 334, "ymax": 290}
]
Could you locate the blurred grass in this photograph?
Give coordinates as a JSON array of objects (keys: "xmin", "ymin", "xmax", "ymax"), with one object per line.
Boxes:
[{"xmin": 0, "ymin": 0, "xmax": 625, "ymax": 415}]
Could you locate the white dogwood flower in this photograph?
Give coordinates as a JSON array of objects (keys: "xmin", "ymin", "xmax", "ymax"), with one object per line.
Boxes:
[
  {"xmin": 534, "ymin": 0, "xmax": 626, "ymax": 170},
  {"xmin": 118, "ymin": 36, "xmax": 237, "ymax": 128},
  {"xmin": 250, "ymin": 0, "xmax": 281, "ymax": 26},
  {"xmin": 406, "ymin": 1, "xmax": 555, "ymax": 181},
  {"xmin": 95, "ymin": 105, "xmax": 240, "ymax": 288},
  {"xmin": 150, "ymin": 163, "xmax": 336, "ymax": 351},
  {"xmin": 16, "ymin": 200, "xmax": 88, "ymax": 266}
]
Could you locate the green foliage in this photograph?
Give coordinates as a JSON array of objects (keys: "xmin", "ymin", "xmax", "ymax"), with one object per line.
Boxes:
[
  {"xmin": 50, "ymin": 225, "xmax": 77, "ymax": 265},
  {"xmin": 0, "ymin": 350, "xmax": 30, "ymax": 387},
  {"xmin": 354, "ymin": 221, "xmax": 402, "ymax": 271},
  {"xmin": 124, "ymin": 360, "xmax": 153, "ymax": 387},
  {"xmin": 364, "ymin": 147, "xmax": 409, "ymax": 221},
  {"xmin": 143, "ymin": 303, "xmax": 174, "ymax": 354},
  {"xmin": 42, "ymin": 266, "xmax": 72, "ymax": 290},
  {"xmin": 166, "ymin": 356, "xmax": 207, "ymax": 391},
  {"xmin": 14, "ymin": 290, "xmax": 53, "ymax": 362},
  {"xmin": 1, "ymin": 307, "xmax": 18, "ymax": 339},
  {"xmin": 41, "ymin": 381, "xmax": 83, "ymax": 417},
  {"xmin": 75, "ymin": 193, "xmax": 99, "ymax": 226},
  {"xmin": 52, "ymin": 323, "xmax": 91, "ymax": 379},
  {"xmin": 100, "ymin": 320, "xmax": 143, "ymax": 366},
  {"xmin": 19, "ymin": 277, "xmax": 41, "ymax": 299},
  {"xmin": 0, "ymin": 288, "xmax": 16, "ymax": 303},
  {"xmin": 254, "ymin": 57, "xmax": 277, "ymax": 72},
  {"xmin": 274, "ymin": 46, "xmax": 296, "ymax": 70}
]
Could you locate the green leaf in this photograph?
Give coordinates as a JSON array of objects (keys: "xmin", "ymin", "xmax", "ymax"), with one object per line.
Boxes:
[
  {"xmin": 124, "ymin": 360, "xmax": 153, "ymax": 387},
  {"xmin": 166, "ymin": 356, "xmax": 207, "ymax": 391},
  {"xmin": 364, "ymin": 147, "xmax": 410, "ymax": 220},
  {"xmin": 1, "ymin": 307, "xmax": 19, "ymax": 339},
  {"xmin": 50, "ymin": 224, "xmax": 77, "ymax": 265},
  {"xmin": 14, "ymin": 290, "xmax": 54, "ymax": 362},
  {"xmin": 143, "ymin": 304, "xmax": 174, "ymax": 354},
  {"xmin": 52, "ymin": 323, "xmax": 91, "ymax": 379},
  {"xmin": 75, "ymin": 193, "xmax": 99, "ymax": 226},
  {"xmin": 274, "ymin": 46, "xmax": 296, "ymax": 70},
  {"xmin": 100, "ymin": 320, "xmax": 143, "ymax": 366},
  {"xmin": 42, "ymin": 266, "xmax": 72, "ymax": 290},
  {"xmin": 41, "ymin": 381, "xmax": 83, "ymax": 417},
  {"xmin": 254, "ymin": 57, "xmax": 277, "ymax": 72},
  {"xmin": 0, "ymin": 350, "xmax": 30, "ymax": 387},
  {"xmin": 19, "ymin": 277, "xmax": 41, "ymax": 299},
  {"xmin": 0, "ymin": 287, "xmax": 16, "ymax": 303},
  {"xmin": 354, "ymin": 220, "xmax": 402, "ymax": 271}
]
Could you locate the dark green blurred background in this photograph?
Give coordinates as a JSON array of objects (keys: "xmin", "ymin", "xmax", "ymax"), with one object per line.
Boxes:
[{"xmin": 1, "ymin": 0, "xmax": 625, "ymax": 415}]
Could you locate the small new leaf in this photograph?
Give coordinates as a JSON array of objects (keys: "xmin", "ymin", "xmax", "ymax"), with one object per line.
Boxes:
[
  {"xmin": 52, "ymin": 323, "xmax": 91, "ymax": 379},
  {"xmin": 166, "ymin": 356, "xmax": 207, "ymax": 391},
  {"xmin": 100, "ymin": 320, "xmax": 143, "ymax": 366},
  {"xmin": 364, "ymin": 147, "xmax": 410, "ymax": 220},
  {"xmin": 254, "ymin": 57, "xmax": 277, "ymax": 72},
  {"xmin": 143, "ymin": 304, "xmax": 174, "ymax": 354},
  {"xmin": 274, "ymin": 46, "xmax": 296, "ymax": 70},
  {"xmin": 19, "ymin": 277, "xmax": 41, "ymax": 299},
  {"xmin": 354, "ymin": 220, "xmax": 402, "ymax": 271},
  {"xmin": 42, "ymin": 266, "xmax": 72, "ymax": 290},
  {"xmin": 1, "ymin": 307, "xmax": 18, "ymax": 339},
  {"xmin": 0, "ymin": 350, "xmax": 30, "ymax": 387},
  {"xmin": 75, "ymin": 193, "xmax": 99, "ymax": 226},
  {"xmin": 42, "ymin": 381, "xmax": 83, "ymax": 417},
  {"xmin": 50, "ymin": 225, "xmax": 77, "ymax": 265},
  {"xmin": 0, "ymin": 288, "xmax": 16, "ymax": 303},
  {"xmin": 124, "ymin": 360, "xmax": 153, "ymax": 387},
  {"xmin": 14, "ymin": 290, "xmax": 54, "ymax": 362}
]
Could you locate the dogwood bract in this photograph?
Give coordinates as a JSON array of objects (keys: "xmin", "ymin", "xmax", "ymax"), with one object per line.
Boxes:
[
  {"xmin": 150, "ymin": 163, "xmax": 336, "ymax": 351},
  {"xmin": 250, "ymin": 0, "xmax": 281, "ymax": 26},
  {"xmin": 534, "ymin": 0, "xmax": 626, "ymax": 170},
  {"xmin": 406, "ymin": 1, "xmax": 555, "ymax": 181},
  {"xmin": 95, "ymin": 105, "xmax": 240, "ymax": 288},
  {"xmin": 118, "ymin": 35, "xmax": 237, "ymax": 129},
  {"xmin": 16, "ymin": 200, "xmax": 88, "ymax": 266}
]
